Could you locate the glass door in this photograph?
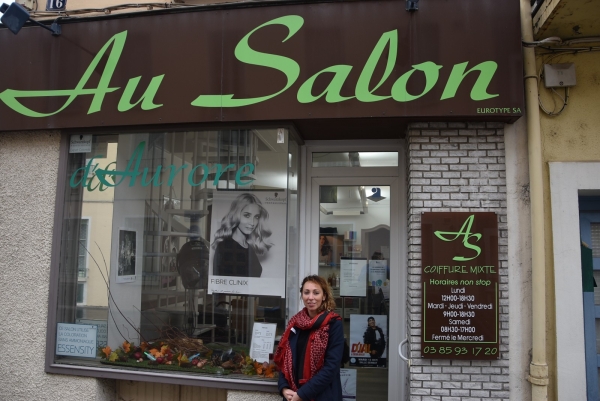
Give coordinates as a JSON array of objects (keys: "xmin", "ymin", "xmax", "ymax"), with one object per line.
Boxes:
[
  {"xmin": 311, "ymin": 178, "xmax": 400, "ymax": 401},
  {"xmin": 321, "ymin": 184, "xmax": 390, "ymax": 400}
]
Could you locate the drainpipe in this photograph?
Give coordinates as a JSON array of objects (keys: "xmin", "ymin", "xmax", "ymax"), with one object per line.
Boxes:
[{"xmin": 520, "ymin": 0, "xmax": 549, "ymax": 399}]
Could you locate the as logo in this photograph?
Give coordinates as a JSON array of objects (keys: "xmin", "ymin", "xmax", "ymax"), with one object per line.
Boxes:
[{"xmin": 434, "ymin": 215, "xmax": 481, "ymax": 261}]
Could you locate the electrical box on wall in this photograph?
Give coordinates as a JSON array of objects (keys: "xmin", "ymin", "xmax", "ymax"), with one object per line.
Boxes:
[
  {"xmin": 16, "ymin": 0, "xmax": 36, "ymax": 11},
  {"xmin": 543, "ymin": 63, "xmax": 576, "ymax": 88}
]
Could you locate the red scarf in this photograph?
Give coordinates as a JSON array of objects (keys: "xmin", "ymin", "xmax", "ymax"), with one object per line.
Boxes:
[{"xmin": 274, "ymin": 308, "xmax": 341, "ymax": 392}]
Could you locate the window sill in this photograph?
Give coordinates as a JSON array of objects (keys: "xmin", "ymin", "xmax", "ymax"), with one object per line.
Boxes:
[{"xmin": 46, "ymin": 361, "xmax": 279, "ymax": 392}]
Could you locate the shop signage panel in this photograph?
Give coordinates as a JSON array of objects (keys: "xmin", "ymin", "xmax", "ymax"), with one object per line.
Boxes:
[
  {"xmin": 0, "ymin": 0, "xmax": 524, "ymax": 132},
  {"xmin": 56, "ymin": 323, "xmax": 98, "ymax": 358},
  {"xmin": 421, "ymin": 212, "xmax": 499, "ymax": 360}
]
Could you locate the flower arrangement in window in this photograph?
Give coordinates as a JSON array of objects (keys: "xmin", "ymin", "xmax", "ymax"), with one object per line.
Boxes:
[
  {"xmin": 100, "ymin": 339, "xmax": 277, "ymax": 378},
  {"xmin": 83, "ymin": 244, "xmax": 278, "ymax": 379}
]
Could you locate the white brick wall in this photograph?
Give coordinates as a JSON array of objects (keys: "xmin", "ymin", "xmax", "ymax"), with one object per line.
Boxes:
[{"xmin": 406, "ymin": 122, "xmax": 509, "ymax": 401}]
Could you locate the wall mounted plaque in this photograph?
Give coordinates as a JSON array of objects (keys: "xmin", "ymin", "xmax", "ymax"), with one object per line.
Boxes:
[{"xmin": 421, "ymin": 212, "xmax": 499, "ymax": 360}]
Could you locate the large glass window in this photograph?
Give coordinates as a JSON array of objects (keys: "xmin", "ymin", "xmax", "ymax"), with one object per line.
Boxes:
[{"xmin": 52, "ymin": 128, "xmax": 299, "ymax": 385}]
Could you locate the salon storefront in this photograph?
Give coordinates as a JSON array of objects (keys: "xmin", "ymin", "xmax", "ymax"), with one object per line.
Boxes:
[{"xmin": 0, "ymin": 1, "xmax": 528, "ymax": 400}]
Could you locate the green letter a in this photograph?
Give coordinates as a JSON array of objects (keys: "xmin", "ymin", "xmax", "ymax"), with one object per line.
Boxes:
[{"xmin": 0, "ymin": 31, "xmax": 128, "ymax": 117}]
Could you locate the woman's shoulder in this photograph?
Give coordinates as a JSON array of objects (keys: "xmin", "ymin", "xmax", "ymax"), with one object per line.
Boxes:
[
  {"xmin": 328, "ymin": 316, "xmax": 343, "ymax": 332},
  {"xmin": 217, "ymin": 236, "xmax": 239, "ymax": 248}
]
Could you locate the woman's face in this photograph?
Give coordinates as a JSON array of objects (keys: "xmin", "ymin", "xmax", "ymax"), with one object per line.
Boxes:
[
  {"xmin": 319, "ymin": 236, "xmax": 325, "ymax": 246},
  {"xmin": 237, "ymin": 204, "xmax": 260, "ymax": 236},
  {"xmin": 302, "ymin": 281, "xmax": 325, "ymax": 317}
]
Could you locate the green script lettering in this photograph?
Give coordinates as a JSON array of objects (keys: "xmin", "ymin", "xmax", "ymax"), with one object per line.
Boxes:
[
  {"xmin": 118, "ymin": 75, "xmax": 165, "ymax": 112},
  {"xmin": 355, "ymin": 30, "xmax": 397, "ymax": 102},
  {"xmin": 0, "ymin": 31, "xmax": 165, "ymax": 117},
  {"xmin": 441, "ymin": 61, "xmax": 499, "ymax": 101},
  {"xmin": 0, "ymin": 16, "xmax": 502, "ymax": 118},
  {"xmin": 235, "ymin": 163, "xmax": 255, "ymax": 185},
  {"xmin": 70, "ymin": 156, "xmax": 101, "ymax": 188},
  {"xmin": 0, "ymin": 32, "xmax": 126, "ymax": 117},
  {"xmin": 297, "ymin": 65, "xmax": 354, "ymax": 103},
  {"xmin": 86, "ymin": 161, "xmax": 116, "ymax": 191},
  {"xmin": 192, "ymin": 15, "xmax": 303, "ymax": 107},
  {"xmin": 94, "ymin": 140, "xmax": 145, "ymax": 187},
  {"xmin": 188, "ymin": 164, "xmax": 210, "ymax": 187},
  {"xmin": 72, "ymin": 141, "xmax": 256, "ymax": 189},
  {"xmin": 434, "ymin": 215, "xmax": 482, "ymax": 261},
  {"xmin": 391, "ymin": 61, "xmax": 442, "ymax": 102}
]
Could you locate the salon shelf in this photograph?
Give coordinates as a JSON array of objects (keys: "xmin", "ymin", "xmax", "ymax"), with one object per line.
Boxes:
[
  {"xmin": 145, "ymin": 231, "xmax": 204, "ymax": 237},
  {"xmin": 164, "ymin": 209, "xmax": 209, "ymax": 218},
  {"xmin": 192, "ymin": 187, "xmax": 213, "ymax": 196},
  {"xmin": 142, "ymin": 272, "xmax": 179, "ymax": 277},
  {"xmin": 141, "ymin": 289, "xmax": 188, "ymax": 296}
]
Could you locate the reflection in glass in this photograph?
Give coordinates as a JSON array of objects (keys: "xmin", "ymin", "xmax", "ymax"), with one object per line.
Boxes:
[
  {"xmin": 318, "ymin": 185, "xmax": 390, "ymax": 401},
  {"xmin": 55, "ymin": 129, "xmax": 298, "ymax": 382}
]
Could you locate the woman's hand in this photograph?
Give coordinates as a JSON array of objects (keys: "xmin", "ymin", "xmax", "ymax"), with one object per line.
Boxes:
[
  {"xmin": 282, "ymin": 388, "xmax": 296, "ymax": 401},
  {"xmin": 291, "ymin": 393, "xmax": 303, "ymax": 401}
]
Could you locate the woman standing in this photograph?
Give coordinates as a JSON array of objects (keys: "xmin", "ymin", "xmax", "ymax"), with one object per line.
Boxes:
[
  {"xmin": 211, "ymin": 193, "xmax": 272, "ymax": 277},
  {"xmin": 275, "ymin": 275, "xmax": 344, "ymax": 401}
]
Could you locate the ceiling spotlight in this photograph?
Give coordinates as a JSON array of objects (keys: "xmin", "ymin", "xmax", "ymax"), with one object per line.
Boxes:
[
  {"xmin": 406, "ymin": 0, "xmax": 419, "ymax": 11},
  {"xmin": 0, "ymin": 2, "xmax": 61, "ymax": 36},
  {"xmin": 367, "ymin": 187, "xmax": 386, "ymax": 203}
]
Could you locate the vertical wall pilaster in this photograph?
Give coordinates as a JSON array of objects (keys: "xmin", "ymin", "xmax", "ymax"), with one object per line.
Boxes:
[{"xmin": 406, "ymin": 122, "xmax": 509, "ymax": 401}]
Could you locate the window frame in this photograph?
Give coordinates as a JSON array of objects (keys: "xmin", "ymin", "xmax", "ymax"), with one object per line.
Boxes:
[{"xmin": 44, "ymin": 125, "xmax": 303, "ymax": 392}]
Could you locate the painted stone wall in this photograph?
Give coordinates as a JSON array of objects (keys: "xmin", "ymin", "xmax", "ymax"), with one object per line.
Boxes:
[
  {"xmin": 406, "ymin": 122, "xmax": 510, "ymax": 400},
  {"xmin": 538, "ymin": 51, "xmax": 600, "ymax": 401},
  {"xmin": 0, "ymin": 132, "xmax": 115, "ymax": 400}
]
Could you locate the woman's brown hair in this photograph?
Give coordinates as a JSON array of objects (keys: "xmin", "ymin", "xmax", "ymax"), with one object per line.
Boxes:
[{"xmin": 300, "ymin": 275, "xmax": 336, "ymax": 312}]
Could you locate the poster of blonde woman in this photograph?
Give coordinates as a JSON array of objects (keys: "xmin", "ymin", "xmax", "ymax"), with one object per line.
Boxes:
[{"xmin": 208, "ymin": 190, "xmax": 287, "ymax": 297}]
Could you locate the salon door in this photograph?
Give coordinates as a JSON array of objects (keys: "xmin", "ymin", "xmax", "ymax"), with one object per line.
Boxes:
[{"xmin": 311, "ymin": 177, "xmax": 406, "ymax": 401}]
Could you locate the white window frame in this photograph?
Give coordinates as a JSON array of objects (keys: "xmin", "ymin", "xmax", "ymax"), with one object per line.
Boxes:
[
  {"xmin": 549, "ymin": 161, "xmax": 600, "ymax": 400},
  {"xmin": 299, "ymin": 139, "xmax": 407, "ymax": 401}
]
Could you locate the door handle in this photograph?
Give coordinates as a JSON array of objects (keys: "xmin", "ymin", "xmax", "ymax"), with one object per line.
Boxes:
[{"xmin": 398, "ymin": 337, "xmax": 411, "ymax": 365}]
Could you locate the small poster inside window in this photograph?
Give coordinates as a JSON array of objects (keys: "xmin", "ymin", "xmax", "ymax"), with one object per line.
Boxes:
[
  {"xmin": 369, "ymin": 259, "xmax": 390, "ymax": 300},
  {"xmin": 349, "ymin": 314, "xmax": 387, "ymax": 367},
  {"xmin": 56, "ymin": 323, "xmax": 98, "ymax": 358},
  {"xmin": 340, "ymin": 257, "xmax": 367, "ymax": 297},
  {"xmin": 368, "ymin": 259, "xmax": 387, "ymax": 285},
  {"xmin": 340, "ymin": 368, "xmax": 357, "ymax": 400},
  {"xmin": 208, "ymin": 191, "xmax": 287, "ymax": 297},
  {"xmin": 76, "ymin": 319, "xmax": 108, "ymax": 347},
  {"xmin": 116, "ymin": 228, "xmax": 137, "ymax": 283},
  {"xmin": 250, "ymin": 322, "xmax": 277, "ymax": 363}
]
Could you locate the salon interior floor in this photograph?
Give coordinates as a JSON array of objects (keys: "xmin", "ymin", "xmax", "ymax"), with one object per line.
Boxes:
[
  {"xmin": 343, "ymin": 323, "xmax": 388, "ymax": 400},
  {"xmin": 355, "ymin": 367, "xmax": 388, "ymax": 400}
]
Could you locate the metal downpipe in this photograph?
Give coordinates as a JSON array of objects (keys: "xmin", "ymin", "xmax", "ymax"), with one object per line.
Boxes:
[{"xmin": 520, "ymin": 0, "xmax": 549, "ymax": 399}]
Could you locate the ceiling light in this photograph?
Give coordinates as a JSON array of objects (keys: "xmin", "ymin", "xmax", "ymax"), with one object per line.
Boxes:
[{"xmin": 367, "ymin": 187, "xmax": 386, "ymax": 202}]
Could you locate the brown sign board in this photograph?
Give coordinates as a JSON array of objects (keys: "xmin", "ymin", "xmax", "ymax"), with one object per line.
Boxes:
[
  {"xmin": 421, "ymin": 212, "xmax": 499, "ymax": 360},
  {"xmin": 0, "ymin": 0, "xmax": 524, "ymax": 133}
]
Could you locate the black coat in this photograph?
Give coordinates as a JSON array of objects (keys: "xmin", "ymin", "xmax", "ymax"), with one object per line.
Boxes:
[
  {"xmin": 278, "ymin": 319, "xmax": 344, "ymax": 401},
  {"xmin": 363, "ymin": 326, "xmax": 386, "ymax": 358}
]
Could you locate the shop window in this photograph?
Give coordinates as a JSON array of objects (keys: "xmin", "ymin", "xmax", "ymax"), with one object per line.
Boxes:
[
  {"xmin": 49, "ymin": 128, "xmax": 300, "ymax": 388},
  {"xmin": 579, "ymin": 197, "xmax": 600, "ymax": 400}
]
